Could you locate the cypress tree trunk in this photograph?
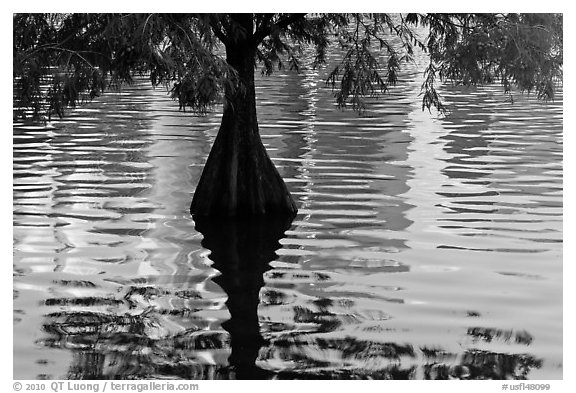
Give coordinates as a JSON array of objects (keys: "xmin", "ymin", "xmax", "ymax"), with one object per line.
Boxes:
[{"xmin": 190, "ymin": 15, "xmax": 298, "ymax": 218}]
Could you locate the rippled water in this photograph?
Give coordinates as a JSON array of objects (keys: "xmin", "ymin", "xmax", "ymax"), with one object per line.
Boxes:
[{"xmin": 13, "ymin": 56, "xmax": 563, "ymax": 379}]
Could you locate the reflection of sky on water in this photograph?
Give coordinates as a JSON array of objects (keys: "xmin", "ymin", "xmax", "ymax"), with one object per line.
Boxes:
[{"xmin": 13, "ymin": 51, "xmax": 562, "ymax": 379}]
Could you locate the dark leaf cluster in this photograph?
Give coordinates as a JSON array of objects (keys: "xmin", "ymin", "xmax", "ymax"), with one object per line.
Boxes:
[
  {"xmin": 13, "ymin": 13, "xmax": 563, "ymax": 121},
  {"xmin": 418, "ymin": 13, "xmax": 562, "ymax": 111}
]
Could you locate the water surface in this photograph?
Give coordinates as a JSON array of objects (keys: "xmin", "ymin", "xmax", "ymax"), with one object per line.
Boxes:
[{"xmin": 13, "ymin": 59, "xmax": 562, "ymax": 379}]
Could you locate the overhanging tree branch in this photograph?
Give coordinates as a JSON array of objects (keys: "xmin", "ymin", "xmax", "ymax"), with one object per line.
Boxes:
[
  {"xmin": 14, "ymin": 13, "xmax": 563, "ymax": 121},
  {"xmin": 206, "ymin": 16, "xmax": 230, "ymax": 46},
  {"xmin": 254, "ymin": 13, "xmax": 307, "ymax": 45}
]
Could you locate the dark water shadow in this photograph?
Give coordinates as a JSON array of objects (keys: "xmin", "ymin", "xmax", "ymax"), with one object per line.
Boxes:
[{"xmin": 193, "ymin": 214, "xmax": 295, "ymax": 379}]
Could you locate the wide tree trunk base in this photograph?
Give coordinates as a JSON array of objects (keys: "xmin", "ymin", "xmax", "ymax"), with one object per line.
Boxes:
[
  {"xmin": 190, "ymin": 126, "xmax": 298, "ymax": 218},
  {"xmin": 190, "ymin": 18, "xmax": 297, "ymax": 219}
]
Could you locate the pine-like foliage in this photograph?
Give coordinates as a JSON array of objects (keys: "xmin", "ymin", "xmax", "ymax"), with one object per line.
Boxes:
[
  {"xmin": 417, "ymin": 13, "xmax": 563, "ymax": 111},
  {"xmin": 13, "ymin": 13, "xmax": 562, "ymax": 121}
]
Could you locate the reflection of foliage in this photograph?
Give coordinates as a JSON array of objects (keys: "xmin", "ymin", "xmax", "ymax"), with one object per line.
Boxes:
[
  {"xmin": 276, "ymin": 365, "xmax": 417, "ymax": 380},
  {"xmin": 41, "ymin": 311, "xmax": 157, "ymax": 349},
  {"xmin": 263, "ymin": 333, "xmax": 542, "ymax": 380},
  {"xmin": 266, "ymin": 270, "xmax": 332, "ymax": 282},
  {"xmin": 420, "ymin": 346, "xmax": 458, "ymax": 361},
  {"xmin": 34, "ymin": 212, "xmax": 547, "ymax": 380},
  {"xmin": 260, "ymin": 289, "xmax": 292, "ymax": 306},
  {"xmin": 467, "ymin": 327, "xmax": 534, "ymax": 345},
  {"xmin": 44, "ymin": 297, "xmax": 124, "ymax": 307},
  {"xmin": 55, "ymin": 280, "xmax": 97, "ymax": 288},
  {"xmin": 168, "ymin": 330, "xmax": 229, "ymax": 351},
  {"xmin": 292, "ymin": 304, "xmax": 350, "ymax": 332},
  {"xmin": 422, "ymin": 341, "xmax": 542, "ymax": 379},
  {"xmin": 40, "ymin": 309, "xmax": 235, "ymax": 379},
  {"xmin": 317, "ymin": 336, "xmax": 416, "ymax": 359},
  {"xmin": 462, "ymin": 350, "xmax": 542, "ymax": 380},
  {"xmin": 39, "ymin": 306, "xmax": 544, "ymax": 380},
  {"xmin": 261, "ymin": 333, "xmax": 416, "ymax": 370}
]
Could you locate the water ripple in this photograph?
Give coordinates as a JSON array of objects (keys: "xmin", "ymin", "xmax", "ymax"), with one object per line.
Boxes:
[{"xmin": 14, "ymin": 67, "xmax": 562, "ymax": 379}]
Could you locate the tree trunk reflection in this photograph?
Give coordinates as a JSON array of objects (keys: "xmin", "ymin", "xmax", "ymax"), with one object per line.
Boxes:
[{"xmin": 194, "ymin": 214, "xmax": 295, "ymax": 379}]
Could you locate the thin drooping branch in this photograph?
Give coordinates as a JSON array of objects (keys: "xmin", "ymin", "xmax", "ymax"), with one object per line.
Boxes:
[
  {"xmin": 13, "ymin": 13, "xmax": 563, "ymax": 121},
  {"xmin": 253, "ymin": 13, "xmax": 307, "ymax": 45}
]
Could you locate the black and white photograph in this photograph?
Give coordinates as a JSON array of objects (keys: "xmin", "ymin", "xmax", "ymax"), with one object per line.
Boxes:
[{"xmin": 10, "ymin": 5, "xmax": 568, "ymax": 389}]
